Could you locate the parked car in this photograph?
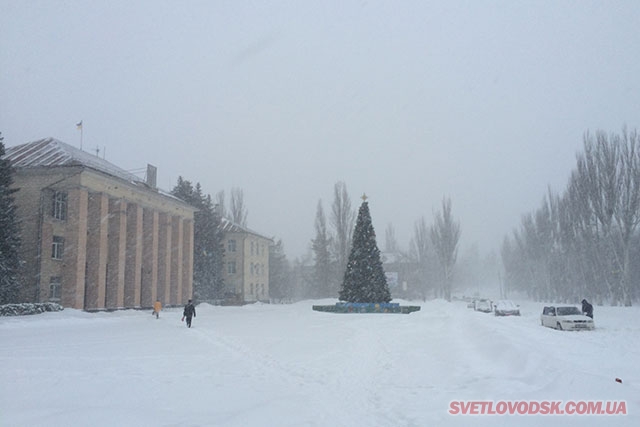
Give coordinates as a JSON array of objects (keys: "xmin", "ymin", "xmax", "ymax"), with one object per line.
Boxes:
[
  {"xmin": 540, "ymin": 306, "xmax": 595, "ymax": 330},
  {"xmin": 494, "ymin": 300, "xmax": 520, "ymax": 316},
  {"xmin": 474, "ymin": 299, "xmax": 493, "ymax": 313}
]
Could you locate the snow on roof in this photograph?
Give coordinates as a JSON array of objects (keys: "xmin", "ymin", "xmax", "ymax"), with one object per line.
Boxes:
[
  {"xmin": 5, "ymin": 137, "xmax": 195, "ymax": 209},
  {"xmin": 5, "ymin": 137, "xmax": 143, "ymax": 184},
  {"xmin": 219, "ymin": 217, "xmax": 272, "ymax": 241}
]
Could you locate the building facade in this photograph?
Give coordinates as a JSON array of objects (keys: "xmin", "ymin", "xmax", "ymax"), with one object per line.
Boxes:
[
  {"xmin": 220, "ymin": 218, "xmax": 271, "ymax": 303},
  {"xmin": 5, "ymin": 138, "xmax": 196, "ymax": 310}
]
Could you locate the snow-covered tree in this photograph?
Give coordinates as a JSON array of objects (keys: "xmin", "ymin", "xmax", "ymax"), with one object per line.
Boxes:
[
  {"xmin": 0, "ymin": 132, "xmax": 21, "ymax": 304},
  {"xmin": 339, "ymin": 197, "xmax": 390, "ymax": 303},
  {"xmin": 171, "ymin": 177, "xmax": 225, "ymax": 301},
  {"xmin": 269, "ymin": 239, "xmax": 293, "ymax": 302}
]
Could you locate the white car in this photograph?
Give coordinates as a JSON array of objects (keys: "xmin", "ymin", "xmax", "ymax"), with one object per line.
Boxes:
[
  {"xmin": 474, "ymin": 299, "xmax": 493, "ymax": 313},
  {"xmin": 540, "ymin": 306, "xmax": 595, "ymax": 331},
  {"xmin": 494, "ymin": 300, "xmax": 520, "ymax": 316}
]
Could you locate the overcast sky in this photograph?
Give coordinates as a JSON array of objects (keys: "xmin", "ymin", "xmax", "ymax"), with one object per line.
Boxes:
[{"xmin": 1, "ymin": 1, "xmax": 639, "ymax": 260}]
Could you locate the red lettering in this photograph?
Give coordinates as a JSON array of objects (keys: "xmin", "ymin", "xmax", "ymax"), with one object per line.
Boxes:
[
  {"xmin": 529, "ymin": 401, "xmax": 540, "ymax": 415},
  {"xmin": 449, "ymin": 400, "xmax": 626, "ymax": 416},
  {"xmin": 517, "ymin": 401, "xmax": 528, "ymax": 414},
  {"xmin": 549, "ymin": 401, "xmax": 562, "ymax": 414},
  {"xmin": 566, "ymin": 401, "xmax": 576, "ymax": 415},
  {"xmin": 460, "ymin": 401, "xmax": 472, "ymax": 414},
  {"xmin": 469, "ymin": 402, "xmax": 480, "ymax": 415},
  {"xmin": 587, "ymin": 401, "xmax": 601, "ymax": 415},
  {"xmin": 539, "ymin": 401, "xmax": 550, "ymax": 415},
  {"xmin": 448, "ymin": 401, "xmax": 460, "ymax": 415}
]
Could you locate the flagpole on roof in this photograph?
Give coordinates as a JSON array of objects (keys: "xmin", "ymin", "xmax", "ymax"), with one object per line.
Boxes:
[{"xmin": 76, "ymin": 120, "xmax": 83, "ymax": 150}]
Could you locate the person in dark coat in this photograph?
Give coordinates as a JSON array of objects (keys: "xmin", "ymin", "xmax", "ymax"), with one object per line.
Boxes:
[
  {"xmin": 182, "ymin": 299, "xmax": 196, "ymax": 328},
  {"xmin": 582, "ymin": 299, "xmax": 593, "ymax": 319}
]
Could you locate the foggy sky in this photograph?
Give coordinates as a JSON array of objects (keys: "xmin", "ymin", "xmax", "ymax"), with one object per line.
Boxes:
[{"xmin": 1, "ymin": 1, "xmax": 639, "ymax": 259}]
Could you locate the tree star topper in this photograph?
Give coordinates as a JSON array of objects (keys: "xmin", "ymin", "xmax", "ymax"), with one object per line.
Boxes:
[{"xmin": 361, "ymin": 193, "xmax": 368, "ymax": 202}]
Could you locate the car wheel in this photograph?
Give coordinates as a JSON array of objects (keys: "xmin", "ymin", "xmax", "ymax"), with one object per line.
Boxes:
[
  {"xmin": 557, "ymin": 322, "xmax": 563, "ymax": 330},
  {"xmin": 541, "ymin": 319, "xmax": 543, "ymax": 326}
]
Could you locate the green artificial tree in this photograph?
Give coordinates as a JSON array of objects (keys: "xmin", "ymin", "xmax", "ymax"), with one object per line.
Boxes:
[{"xmin": 339, "ymin": 195, "xmax": 391, "ymax": 303}]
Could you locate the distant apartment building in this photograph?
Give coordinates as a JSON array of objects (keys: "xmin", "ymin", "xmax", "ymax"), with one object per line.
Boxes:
[
  {"xmin": 4, "ymin": 138, "xmax": 196, "ymax": 310},
  {"xmin": 220, "ymin": 218, "xmax": 271, "ymax": 303}
]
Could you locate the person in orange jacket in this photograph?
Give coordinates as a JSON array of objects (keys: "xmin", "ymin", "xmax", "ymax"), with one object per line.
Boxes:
[{"xmin": 152, "ymin": 300, "xmax": 162, "ymax": 319}]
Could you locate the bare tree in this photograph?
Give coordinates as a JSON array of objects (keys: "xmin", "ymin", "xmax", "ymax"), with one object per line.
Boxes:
[
  {"xmin": 384, "ymin": 223, "xmax": 398, "ymax": 253},
  {"xmin": 501, "ymin": 128, "xmax": 640, "ymax": 306},
  {"xmin": 311, "ymin": 200, "xmax": 333, "ymax": 297},
  {"xmin": 215, "ymin": 190, "xmax": 227, "ymax": 218},
  {"xmin": 410, "ymin": 216, "xmax": 432, "ymax": 300},
  {"xmin": 613, "ymin": 128, "xmax": 640, "ymax": 306},
  {"xmin": 430, "ymin": 197, "xmax": 461, "ymax": 302},
  {"xmin": 330, "ymin": 181, "xmax": 355, "ymax": 283},
  {"xmin": 230, "ymin": 187, "xmax": 248, "ymax": 227}
]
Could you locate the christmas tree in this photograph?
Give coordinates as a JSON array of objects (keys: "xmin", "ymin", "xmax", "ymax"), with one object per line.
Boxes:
[{"xmin": 338, "ymin": 195, "xmax": 391, "ymax": 303}]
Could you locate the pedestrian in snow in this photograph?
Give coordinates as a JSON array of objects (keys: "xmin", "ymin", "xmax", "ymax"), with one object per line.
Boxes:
[
  {"xmin": 152, "ymin": 299, "xmax": 162, "ymax": 319},
  {"xmin": 582, "ymin": 299, "xmax": 593, "ymax": 319},
  {"xmin": 182, "ymin": 299, "xmax": 196, "ymax": 328}
]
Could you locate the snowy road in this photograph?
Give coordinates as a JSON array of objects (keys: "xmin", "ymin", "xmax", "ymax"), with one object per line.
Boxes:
[{"xmin": 1, "ymin": 300, "xmax": 638, "ymax": 426}]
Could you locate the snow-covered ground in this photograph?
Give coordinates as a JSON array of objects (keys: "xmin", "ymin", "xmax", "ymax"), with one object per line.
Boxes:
[{"xmin": 1, "ymin": 299, "xmax": 638, "ymax": 426}]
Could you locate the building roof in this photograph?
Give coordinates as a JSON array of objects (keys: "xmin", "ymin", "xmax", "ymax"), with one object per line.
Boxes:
[
  {"xmin": 4, "ymin": 137, "xmax": 195, "ymax": 209},
  {"xmin": 5, "ymin": 137, "xmax": 143, "ymax": 183},
  {"xmin": 219, "ymin": 217, "xmax": 272, "ymax": 242}
]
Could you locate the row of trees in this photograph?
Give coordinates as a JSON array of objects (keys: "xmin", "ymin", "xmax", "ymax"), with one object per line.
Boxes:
[
  {"xmin": 305, "ymin": 180, "xmax": 462, "ymax": 302},
  {"xmin": 310, "ymin": 182, "xmax": 356, "ymax": 298},
  {"xmin": 171, "ymin": 177, "xmax": 226, "ymax": 302},
  {"xmin": 502, "ymin": 129, "xmax": 640, "ymax": 306},
  {"xmin": 171, "ymin": 180, "xmax": 295, "ymax": 304},
  {"xmin": 406, "ymin": 198, "xmax": 462, "ymax": 301}
]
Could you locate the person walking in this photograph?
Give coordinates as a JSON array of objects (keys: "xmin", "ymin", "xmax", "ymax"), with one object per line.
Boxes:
[
  {"xmin": 152, "ymin": 299, "xmax": 162, "ymax": 319},
  {"xmin": 182, "ymin": 299, "xmax": 196, "ymax": 328}
]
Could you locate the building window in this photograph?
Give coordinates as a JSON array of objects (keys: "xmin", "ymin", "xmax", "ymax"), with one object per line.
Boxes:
[
  {"xmin": 52, "ymin": 236, "xmax": 64, "ymax": 259},
  {"xmin": 250, "ymin": 262, "xmax": 254, "ymax": 276},
  {"xmin": 52, "ymin": 191, "xmax": 68, "ymax": 220},
  {"xmin": 49, "ymin": 277, "xmax": 61, "ymax": 301},
  {"xmin": 250, "ymin": 283, "xmax": 254, "ymax": 295},
  {"xmin": 227, "ymin": 261, "xmax": 236, "ymax": 275},
  {"xmin": 251, "ymin": 241, "xmax": 254, "ymax": 256},
  {"xmin": 228, "ymin": 239, "xmax": 236, "ymax": 252}
]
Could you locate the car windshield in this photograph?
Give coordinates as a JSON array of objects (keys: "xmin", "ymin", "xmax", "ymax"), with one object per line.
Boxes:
[
  {"xmin": 497, "ymin": 301, "xmax": 515, "ymax": 309},
  {"xmin": 556, "ymin": 307, "xmax": 581, "ymax": 316}
]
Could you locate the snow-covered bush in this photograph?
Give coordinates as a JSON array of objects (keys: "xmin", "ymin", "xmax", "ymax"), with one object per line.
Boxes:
[{"xmin": 0, "ymin": 302, "xmax": 64, "ymax": 316}]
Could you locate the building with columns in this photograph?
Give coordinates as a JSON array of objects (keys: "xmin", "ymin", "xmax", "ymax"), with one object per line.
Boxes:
[{"xmin": 5, "ymin": 138, "xmax": 196, "ymax": 310}]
